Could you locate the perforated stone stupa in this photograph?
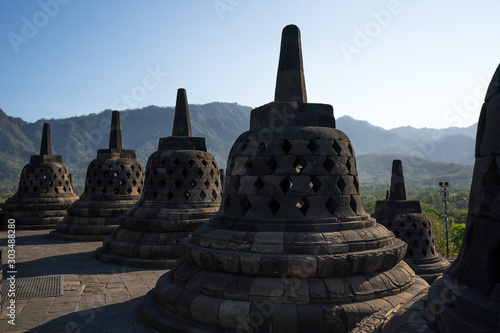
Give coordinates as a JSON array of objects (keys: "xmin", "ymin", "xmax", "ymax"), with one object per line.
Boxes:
[
  {"xmin": 352, "ymin": 64, "xmax": 500, "ymax": 333},
  {"xmin": 140, "ymin": 25, "xmax": 427, "ymax": 333},
  {"xmin": 0, "ymin": 123, "xmax": 77, "ymax": 229},
  {"xmin": 94, "ymin": 89, "xmax": 222, "ymax": 268},
  {"xmin": 372, "ymin": 160, "xmax": 450, "ymax": 284},
  {"xmin": 50, "ymin": 111, "xmax": 144, "ymax": 241}
]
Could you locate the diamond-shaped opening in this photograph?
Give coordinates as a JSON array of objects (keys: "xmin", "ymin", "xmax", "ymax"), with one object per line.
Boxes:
[
  {"xmin": 49, "ymin": 169, "xmax": 53, "ymax": 173},
  {"xmin": 159, "ymin": 179, "xmax": 166, "ymax": 188},
  {"xmin": 336, "ymin": 177, "xmax": 347, "ymax": 192},
  {"xmin": 212, "ymin": 161, "xmax": 217, "ymax": 168},
  {"xmin": 183, "ymin": 191, "xmax": 191, "ymax": 201},
  {"xmin": 39, "ymin": 168, "xmax": 43, "ymax": 173},
  {"xmin": 48, "ymin": 180, "xmax": 53, "ymax": 185},
  {"xmin": 425, "ymin": 239, "xmax": 430, "ymax": 246},
  {"xmin": 197, "ymin": 168, "xmax": 204, "ymax": 177},
  {"xmin": 430, "ymin": 248, "xmax": 435, "ymax": 255},
  {"xmin": 39, "ymin": 180, "xmax": 44, "ymax": 186},
  {"xmin": 268, "ymin": 197, "xmax": 280, "ymax": 216},
  {"xmin": 204, "ymin": 180, "xmax": 211, "ymax": 189},
  {"xmin": 93, "ymin": 171, "xmax": 97, "ymax": 177},
  {"xmin": 30, "ymin": 180, "xmax": 34, "ymax": 185},
  {"xmin": 413, "ymin": 239, "xmax": 419, "ymax": 247},
  {"xmin": 234, "ymin": 177, "xmax": 241, "ymax": 191},
  {"xmin": 407, "ymin": 248, "xmax": 415, "ymax": 258},
  {"xmin": 309, "ymin": 176, "xmax": 321, "ymax": 193},
  {"xmin": 240, "ymin": 196, "xmax": 251, "ymax": 215},
  {"xmin": 348, "ymin": 143, "xmax": 354, "ymax": 156},
  {"xmin": 152, "ymin": 190, "xmax": 158, "ymax": 199},
  {"xmin": 244, "ymin": 159, "xmax": 253, "ymax": 171},
  {"xmin": 132, "ymin": 179, "xmax": 137, "ymax": 186},
  {"xmin": 175, "ymin": 179, "xmax": 182, "ymax": 188},
  {"xmin": 394, "ymin": 229, "xmax": 400, "ymax": 237},
  {"xmin": 253, "ymin": 177, "xmax": 264, "ymax": 192},
  {"xmin": 418, "ymin": 230, "xmax": 425, "ymax": 238},
  {"xmin": 130, "ymin": 165, "xmax": 135, "ymax": 170},
  {"xmin": 280, "ymin": 177, "xmax": 292, "ymax": 194},
  {"xmin": 257, "ymin": 142, "xmax": 266, "ymax": 152},
  {"xmin": 62, "ymin": 186, "xmax": 67, "ymax": 192},
  {"xmin": 422, "ymin": 221, "xmax": 427, "ymax": 228},
  {"xmin": 293, "ymin": 158, "xmax": 305, "ymax": 174},
  {"xmin": 346, "ymin": 160, "xmax": 352, "ymax": 173},
  {"xmin": 190, "ymin": 179, "xmax": 197, "ymax": 188},
  {"xmin": 353, "ymin": 177, "xmax": 359, "ymax": 194},
  {"xmin": 154, "ymin": 169, "xmax": 158, "ymax": 177},
  {"xmin": 332, "ymin": 141, "xmax": 342, "ymax": 155},
  {"xmin": 136, "ymin": 171, "xmax": 140, "ymax": 177},
  {"xmin": 174, "ymin": 158, "xmax": 181, "ymax": 166},
  {"xmin": 349, "ymin": 196, "xmax": 357, "ymax": 214},
  {"xmin": 167, "ymin": 168, "xmax": 174, "ymax": 177},
  {"xmin": 281, "ymin": 140, "xmax": 292, "ymax": 154},
  {"xmin": 267, "ymin": 156, "xmax": 278, "ymax": 172},
  {"xmin": 202, "ymin": 160, "xmax": 208, "ymax": 167},
  {"xmin": 101, "ymin": 187, "xmax": 107, "ymax": 194},
  {"xmin": 323, "ymin": 157, "xmax": 335, "ymax": 173},
  {"xmin": 411, "ymin": 222, "xmax": 418, "ymax": 229},
  {"xmin": 215, "ymin": 179, "xmax": 219, "ymax": 187},
  {"xmin": 166, "ymin": 191, "xmax": 174, "ymax": 200},
  {"xmin": 224, "ymin": 197, "xmax": 231, "ymax": 210},
  {"xmin": 120, "ymin": 164, "xmax": 125, "ymax": 170},
  {"xmin": 212, "ymin": 190, "xmax": 218, "ymax": 200},
  {"xmin": 160, "ymin": 159, "xmax": 167, "ymax": 166},
  {"xmin": 91, "ymin": 187, "xmax": 96, "ymax": 193},
  {"xmin": 35, "ymin": 174, "xmax": 39, "ymax": 179},
  {"xmin": 108, "ymin": 179, "xmax": 114, "ymax": 186},
  {"xmin": 307, "ymin": 140, "xmax": 320, "ymax": 154},
  {"xmin": 114, "ymin": 188, "xmax": 119, "ymax": 195},
  {"xmin": 406, "ymin": 231, "xmax": 412, "ymax": 238},
  {"xmin": 189, "ymin": 159, "xmax": 195, "ymax": 167},
  {"xmin": 138, "ymin": 166, "xmax": 142, "ymax": 171},
  {"xmin": 109, "ymin": 165, "xmax": 113, "ymax": 170},
  {"xmin": 182, "ymin": 169, "xmax": 188, "ymax": 178},
  {"xmin": 58, "ymin": 168, "xmax": 62, "ymax": 173},
  {"xmin": 296, "ymin": 197, "xmax": 310, "ymax": 216},
  {"xmin": 210, "ymin": 170, "xmax": 215, "ymax": 178},
  {"xmin": 325, "ymin": 197, "xmax": 337, "ymax": 215},
  {"xmin": 54, "ymin": 187, "xmax": 59, "ymax": 193},
  {"xmin": 199, "ymin": 190, "xmax": 207, "ymax": 200},
  {"xmin": 126, "ymin": 171, "xmax": 131, "ymax": 178}
]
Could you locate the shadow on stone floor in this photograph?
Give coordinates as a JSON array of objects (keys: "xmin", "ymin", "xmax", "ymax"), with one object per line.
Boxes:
[{"xmin": 34, "ymin": 298, "xmax": 154, "ymax": 333}]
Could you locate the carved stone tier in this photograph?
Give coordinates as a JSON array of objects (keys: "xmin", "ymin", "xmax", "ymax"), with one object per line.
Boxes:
[
  {"xmin": 0, "ymin": 124, "xmax": 77, "ymax": 229},
  {"xmin": 95, "ymin": 89, "xmax": 222, "ymax": 268},
  {"xmin": 141, "ymin": 25, "xmax": 427, "ymax": 333},
  {"xmin": 50, "ymin": 111, "xmax": 145, "ymax": 241}
]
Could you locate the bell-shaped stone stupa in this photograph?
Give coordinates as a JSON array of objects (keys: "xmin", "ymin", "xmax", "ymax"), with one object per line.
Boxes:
[
  {"xmin": 94, "ymin": 89, "xmax": 222, "ymax": 268},
  {"xmin": 50, "ymin": 111, "xmax": 145, "ymax": 241},
  {"xmin": 372, "ymin": 160, "xmax": 450, "ymax": 284},
  {"xmin": 141, "ymin": 25, "xmax": 427, "ymax": 333},
  {"xmin": 0, "ymin": 123, "xmax": 77, "ymax": 229},
  {"xmin": 352, "ymin": 64, "xmax": 500, "ymax": 333}
]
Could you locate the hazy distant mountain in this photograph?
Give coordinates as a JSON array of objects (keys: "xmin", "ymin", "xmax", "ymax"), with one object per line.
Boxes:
[{"xmin": 0, "ymin": 105, "xmax": 476, "ymax": 193}]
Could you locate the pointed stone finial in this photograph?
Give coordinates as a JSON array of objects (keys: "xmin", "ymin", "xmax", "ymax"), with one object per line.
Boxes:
[
  {"xmin": 109, "ymin": 111, "xmax": 124, "ymax": 150},
  {"xmin": 274, "ymin": 24, "xmax": 307, "ymax": 103},
  {"xmin": 172, "ymin": 88, "xmax": 192, "ymax": 137},
  {"xmin": 389, "ymin": 160, "xmax": 406, "ymax": 200},
  {"xmin": 40, "ymin": 123, "xmax": 53, "ymax": 155}
]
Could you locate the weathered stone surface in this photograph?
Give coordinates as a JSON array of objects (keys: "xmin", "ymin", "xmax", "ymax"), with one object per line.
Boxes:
[
  {"xmin": 95, "ymin": 89, "xmax": 221, "ymax": 268},
  {"xmin": 50, "ymin": 111, "xmax": 144, "ymax": 241},
  {"xmin": 141, "ymin": 25, "xmax": 426, "ymax": 332},
  {"xmin": 0, "ymin": 123, "xmax": 77, "ymax": 228}
]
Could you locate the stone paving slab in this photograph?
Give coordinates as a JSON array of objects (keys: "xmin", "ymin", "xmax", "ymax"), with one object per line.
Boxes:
[{"xmin": 0, "ymin": 229, "xmax": 167, "ymax": 332}]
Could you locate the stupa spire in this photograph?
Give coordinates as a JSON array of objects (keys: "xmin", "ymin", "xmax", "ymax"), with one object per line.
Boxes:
[
  {"xmin": 172, "ymin": 88, "xmax": 192, "ymax": 137},
  {"xmin": 109, "ymin": 111, "xmax": 124, "ymax": 150},
  {"xmin": 389, "ymin": 159, "xmax": 406, "ymax": 200},
  {"xmin": 40, "ymin": 123, "xmax": 53, "ymax": 155},
  {"xmin": 274, "ymin": 24, "xmax": 307, "ymax": 103}
]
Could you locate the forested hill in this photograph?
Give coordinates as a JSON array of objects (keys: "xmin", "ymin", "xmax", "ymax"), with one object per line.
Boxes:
[{"xmin": 0, "ymin": 104, "xmax": 476, "ymax": 193}]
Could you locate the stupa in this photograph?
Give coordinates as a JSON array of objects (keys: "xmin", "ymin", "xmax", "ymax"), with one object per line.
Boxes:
[
  {"xmin": 352, "ymin": 64, "xmax": 500, "ymax": 333},
  {"xmin": 50, "ymin": 111, "xmax": 145, "ymax": 241},
  {"xmin": 372, "ymin": 160, "xmax": 450, "ymax": 283},
  {"xmin": 0, "ymin": 123, "xmax": 77, "ymax": 229},
  {"xmin": 94, "ymin": 89, "xmax": 222, "ymax": 268},
  {"xmin": 140, "ymin": 25, "xmax": 427, "ymax": 333}
]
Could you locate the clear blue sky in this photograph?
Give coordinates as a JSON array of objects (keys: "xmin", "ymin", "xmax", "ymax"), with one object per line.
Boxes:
[{"xmin": 1, "ymin": 0, "xmax": 499, "ymax": 129}]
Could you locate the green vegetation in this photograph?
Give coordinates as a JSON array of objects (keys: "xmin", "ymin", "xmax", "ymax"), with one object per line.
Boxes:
[{"xmin": 362, "ymin": 186, "xmax": 468, "ymax": 259}]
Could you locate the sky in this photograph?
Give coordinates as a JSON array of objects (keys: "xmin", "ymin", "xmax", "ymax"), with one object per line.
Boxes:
[{"xmin": 1, "ymin": 1, "xmax": 500, "ymax": 130}]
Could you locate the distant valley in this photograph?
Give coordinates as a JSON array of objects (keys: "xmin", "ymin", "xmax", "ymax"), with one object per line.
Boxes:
[{"xmin": 0, "ymin": 103, "xmax": 476, "ymax": 193}]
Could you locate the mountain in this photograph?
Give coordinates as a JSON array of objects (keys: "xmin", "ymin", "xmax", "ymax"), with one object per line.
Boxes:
[{"xmin": 0, "ymin": 105, "xmax": 476, "ymax": 194}]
